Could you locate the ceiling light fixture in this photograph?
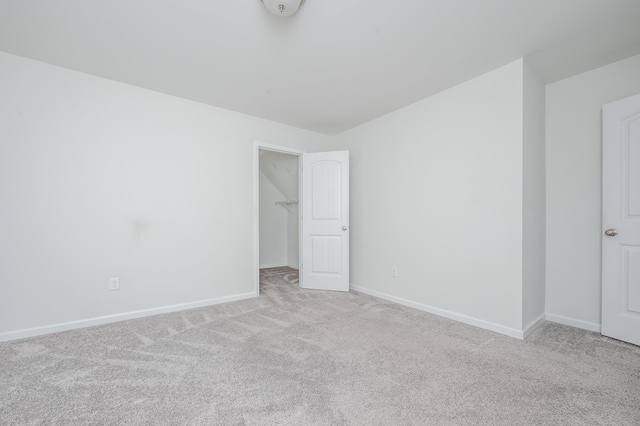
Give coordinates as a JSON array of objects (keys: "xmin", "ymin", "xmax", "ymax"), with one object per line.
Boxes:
[{"xmin": 262, "ymin": 0, "xmax": 302, "ymax": 17}]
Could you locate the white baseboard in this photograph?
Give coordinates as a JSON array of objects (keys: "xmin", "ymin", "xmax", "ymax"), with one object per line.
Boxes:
[
  {"xmin": 350, "ymin": 285, "xmax": 524, "ymax": 340},
  {"xmin": 287, "ymin": 263, "xmax": 299, "ymax": 270},
  {"xmin": 523, "ymin": 313, "xmax": 546, "ymax": 339},
  {"xmin": 0, "ymin": 292, "xmax": 257, "ymax": 342},
  {"xmin": 545, "ymin": 313, "xmax": 601, "ymax": 333},
  {"xmin": 259, "ymin": 263, "xmax": 287, "ymax": 269}
]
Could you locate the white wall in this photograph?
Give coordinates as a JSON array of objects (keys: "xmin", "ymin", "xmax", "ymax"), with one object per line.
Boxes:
[
  {"xmin": 259, "ymin": 171, "xmax": 288, "ymax": 268},
  {"xmin": 286, "ymin": 202, "xmax": 299, "ymax": 269},
  {"xmin": 522, "ymin": 62, "xmax": 546, "ymax": 331},
  {"xmin": 546, "ymin": 54, "xmax": 640, "ymax": 330},
  {"xmin": 333, "ymin": 60, "xmax": 525, "ymax": 334},
  {"xmin": 0, "ymin": 52, "xmax": 331, "ymax": 338},
  {"xmin": 260, "ymin": 151, "xmax": 298, "ymax": 201}
]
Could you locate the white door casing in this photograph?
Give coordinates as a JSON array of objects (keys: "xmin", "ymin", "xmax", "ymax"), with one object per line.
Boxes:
[
  {"xmin": 301, "ymin": 151, "xmax": 349, "ymax": 291},
  {"xmin": 602, "ymin": 93, "xmax": 640, "ymax": 346}
]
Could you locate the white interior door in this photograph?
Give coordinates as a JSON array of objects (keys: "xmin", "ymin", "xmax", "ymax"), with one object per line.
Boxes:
[
  {"xmin": 301, "ymin": 151, "xmax": 349, "ymax": 291},
  {"xmin": 602, "ymin": 93, "xmax": 640, "ymax": 346}
]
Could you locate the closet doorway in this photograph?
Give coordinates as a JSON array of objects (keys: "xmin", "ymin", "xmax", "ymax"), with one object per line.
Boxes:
[
  {"xmin": 254, "ymin": 141, "xmax": 350, "ymax": 296},
  {"xmin": 255, "ymin": 143, "xmax": 303, "ymax": 295}
]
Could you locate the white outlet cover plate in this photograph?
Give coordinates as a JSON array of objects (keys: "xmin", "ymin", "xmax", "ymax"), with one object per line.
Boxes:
[{"xmin": 110, "ymin": 278, "xmax": 120, "ymax": 291}]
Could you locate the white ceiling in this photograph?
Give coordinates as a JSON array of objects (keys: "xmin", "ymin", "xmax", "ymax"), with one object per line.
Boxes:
[{"xmin": 1, "ymin": 0, "xmax": 639, "ymax": 135}]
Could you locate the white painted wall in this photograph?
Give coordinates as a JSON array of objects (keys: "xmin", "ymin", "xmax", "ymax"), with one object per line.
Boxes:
[
  {"xmin": 333, "ymin": 60, "xmax": 525, "ymax": 334},
  {"xmin": 0, "ymin": 52, "xmax": 331, "ymax": 337},
  {"xmin": 286, "ymin": 202, "xmax": 299, "ymax": 269},
  {"xmin": 545, "ymin": 54, "xmax": 640, "ymax": 330},
  {"xmin": 522, "ymin": 62, "xmax": 546, "ymax": 332},
  {"xmin": 260, "ymin": 151, "xmax": 298, "ymax": 201},
  {"xmin": 259, "ymin": 171, "xmax": 288, "ymax": 268}
]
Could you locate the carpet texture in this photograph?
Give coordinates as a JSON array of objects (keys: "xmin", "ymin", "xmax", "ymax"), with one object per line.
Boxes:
[{"xmin": 1, "ymin": 267, "xmax": 639, "ymax": 425}]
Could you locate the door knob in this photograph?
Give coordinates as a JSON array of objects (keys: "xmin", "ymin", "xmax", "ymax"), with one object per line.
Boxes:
[
  {"xmin": 342, "ymin": 226, "xmax": 348, "ymax": 231},
  {"xmin": 604, "ymin": 229, "xmax": 618, "ymax": 237}
]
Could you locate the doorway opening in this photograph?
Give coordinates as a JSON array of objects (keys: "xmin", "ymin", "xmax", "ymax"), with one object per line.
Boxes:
[
  {"xmin": 254, "ymin": 142, "xmax": 350, "ymax": 296},
  {"xmin": 254, "ymin": 142, "xmax": 304, "ymax": 296}
]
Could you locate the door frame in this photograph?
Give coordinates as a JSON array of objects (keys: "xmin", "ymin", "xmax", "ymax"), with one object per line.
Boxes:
[{"xmin": 253, "ymin": 141, "xmax": 305, "ymax": 296}]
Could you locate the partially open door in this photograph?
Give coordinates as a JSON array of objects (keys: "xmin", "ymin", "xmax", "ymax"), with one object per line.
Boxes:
[
  {"xmin": 602, "ymin": 93, "xmax": 640, "ymax": 346},
  {"xmin": 301, "ymin": 151, "xmax": 349, "ymax": 291}
]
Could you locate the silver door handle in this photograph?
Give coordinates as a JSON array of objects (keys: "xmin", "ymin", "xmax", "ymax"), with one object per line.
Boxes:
[
  {"xmin": 604, "ymin": 229, "xmax": 618, "ymax": 237},
  {"xmin": 342, "ymin": 226, "xmax": 348, "ymax": 231}
]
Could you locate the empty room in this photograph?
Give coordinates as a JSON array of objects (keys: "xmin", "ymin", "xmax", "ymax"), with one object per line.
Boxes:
[{"xmin": 1, "ymin": 1, "xmax": 639, "ymax": 424}]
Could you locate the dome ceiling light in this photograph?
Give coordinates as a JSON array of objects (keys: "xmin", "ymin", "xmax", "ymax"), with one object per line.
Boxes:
[{"xmin": 262, "ymin": 0, "xmax": 302, "ymax": 17}]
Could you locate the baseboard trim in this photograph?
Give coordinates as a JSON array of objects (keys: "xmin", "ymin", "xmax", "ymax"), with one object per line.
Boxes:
[
  {"xmin": 287, "ymin": 263, "xmax": 299, "ymax": 270},
  {"xmin": 350, "ymin": 285, "xmax": 524, "ymax": 340},
  {"xmin": 259, "ymin": 263, "xmax": 287, "ymax": 269},
  {"xmin": 0, "ymin": 292, "xmax": 257, "ymax": 342},
  {"xmin": 523, "ymin": 313, "xmax": 546, "ymax": 339},
  {"xmin": 545, "ymin": 313, "xmax": 601, "ymax": 333}
]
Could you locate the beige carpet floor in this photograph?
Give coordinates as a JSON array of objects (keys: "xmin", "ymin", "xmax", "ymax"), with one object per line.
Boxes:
[{"xmin": 1, "ymin": 266, "xmax": 639, "ymax": 425}]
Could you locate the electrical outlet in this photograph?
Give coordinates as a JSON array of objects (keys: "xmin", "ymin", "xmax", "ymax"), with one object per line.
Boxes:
[
  {"xmin": 391, "ymin": 267, "xmax": 398, "ymax": 278},
  {"xmin": 110, "ymin": 278, "xmax": 120, "ymax": 291}
]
